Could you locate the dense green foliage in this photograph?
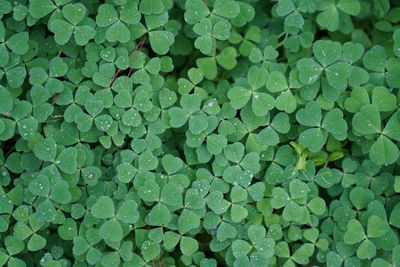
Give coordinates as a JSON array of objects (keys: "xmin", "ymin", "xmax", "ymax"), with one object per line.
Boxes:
[{"xmin": 0, "ymin": 0, "xmax": 400, "ymax": 266}]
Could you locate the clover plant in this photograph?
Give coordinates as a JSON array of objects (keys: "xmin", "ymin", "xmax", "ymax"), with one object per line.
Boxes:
[{"xmin": 0, "ymin": 0, "xmax": 400, "ymax": 266}]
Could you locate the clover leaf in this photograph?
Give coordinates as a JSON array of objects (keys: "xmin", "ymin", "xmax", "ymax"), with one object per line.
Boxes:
[
  {"xmin": 96, "ymin": 3, "xmax": 140, "ymax": 43},
  {"xmin": 228, "ymin": 66, "xmax": 274, "ymax": 116},
  {"xmin": 296, "ymin": 101, "xmax": 347, "ymax": 152},
  {"xmin": 2, "ymin": 1, "xmax": 400, "ymax": 266},
  {"xmin": 297, "ymin": 40, "xmax": 349, "ymax": 90},
  {"xmin": 50, "ymin": 4, "xmax": 95, "ymax": 46}
]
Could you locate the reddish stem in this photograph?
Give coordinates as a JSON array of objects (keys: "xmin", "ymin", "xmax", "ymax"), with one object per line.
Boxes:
[
  {"xmin": 160, "ymin": 250, "xmax": 164, "ymax": 267},
  {"xmin": 107, "ymin": 68, "xmax": 122, "ymax": 88},
  {"xmin": 125, "ymin": 37, "xmax": 146, "ymax": 82},
  {"xmin": 108, "ymin": 38, "xmax": 146, "ymax": 88}
]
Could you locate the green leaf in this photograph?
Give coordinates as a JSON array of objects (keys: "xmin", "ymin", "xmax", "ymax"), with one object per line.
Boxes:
[
  {"xmin": 161, "ymin": 182, "xmax": 183, "ymax": 207},
  {"xmin": 0, "ymin": 87, "xmax": 13, "ymax": 114},
  {"xmin": 207, "ymin": 134, "xmax": 227, "ymax": 155},
  {"xmin": 352, "ymin": 104, "xmax": 381, "ymax": 135},
  {"xmin": 56, "ymin": 147, "xmax": 77, "ymax": 174},
  {"xmin": 232, "ymin": 239, "xmax": 252, "ymax": 258},
  {"xmin": 142, "ymin": 241, "xmax": 160, "ymax": 262},
  {"xmin": 139, "ymin": 0, "xmax": 164, "ymax": 15},
  {"xmin": 117, "ymin": 200, "xmax": 139, "ymax": 224},
  {"xmin": 169, "ymin": 107, "xmax": 188, "ymax": 128},
  {"xmin": 326, "ymin": 62, "xmax": 349, "ymax": 90},
  {"xmin": 363, "ymin": 45, "xmax": 386, "ymax": 72},
  {"xmin": 122, "ymin": 108, "xmax": 142, "ymax": 127},
  {"xmin": 367, "ymin": 215, "xmax": 390, "ymax": 238},
  {"xmin": 313, "ymin": 40, "xmax": 342, "ymax": 67},
  {"xmin": 291, "ymin": 243, "xmax": 314, "ymax": 265},
  {"xmin": 371, "ymin": 86, "xmax": 397, "ymax": 112},
  {"xmin": 213, "ymin": 20, "xmax": 231, "ymax": 40},
  {"xmin": 91, "ymin": 196, "xmax": 114, "ymax": 219},
  {"xmin": 297, "ymin": 58, "xmax": 323, "ymax": 85},
  {"xmin": 357, "ymin": 239, "xmax": 376, "ymax": 260},
  {"xmin": 178, "ymin": 209, "xmax": 200, "ymax": 233},
  {"xmin": 62, "ymin": 3, "xmax": 86, "ymax": 25},
  {"xmin": 350, "ymin": 187, "xmax": 374, "ymax": 210},
  {"xmin": 344, "ymin": 219, "xmax": 365, "ymax": 244},
  {"xmin": 149, "ymin": 31, "xmax": 174, "ymax": 55},
  {"xmin": 394, "ymin": 30, "xmax": 400, "ymax": 57},
  {"xmin": 216, "ymin": 47, "xmax": 237, "ymax": 70},
  {"xmin": 50, "ymin": 180, "xmax": 71, "ymax": 204},
  {"xmin": 322, "ymin": 109, "xmax": 348, "ymax": 135},
  {"xmin": 163, "ymin": 231, "xmax": 180, "ymax": 250},
  {"xmin": 139, "ymin": 180, "xmax": 160, "ymax": 202},
  {"xmin": 213, "ymin": 0, "xmax": 240, "ymax": 18},
  {"xmin": 117, "ymin": 163, "xmax": 137, "ymax": 183},
  {"xmin": 99, "ymin": 218, "xmax": 122, "ymax": 242},
  {"xmin": 18, "ymin": 117, "xmax": 38, "ymax": 140},
  {"xmin": 29, "ymin": 174, "xmax": 50, "ymax": 197},
  {"xmin": 275, "ymin": 90, "xmax": 297, "ymax": 113},
  {"xmin": 316, "ymin": 6, "xmax": 339, "ymax": 31},
  {"xmin": 217, "ymin": 222, "xmax": 237, "ymax": 241},
  {"xmin": 290, "ymin": 179, "xmax": 309, "ymax": 199},
  {"xmin": 370, "ymin": 135, "xmax": 399, "ymax": 165},
  {"xmin": 146, "ymin": 203, "xmax": 171, "ymax": 226},
  {"xmin": 106, "ymin": 21, "xmax": 130, "ymax": 43},
  {"xmin": 96, "ymin": 4, "xmax": 118, "ymax": 27},
  {"xmin": 257, "ymin": 127, "xmax": 279, "ymax": 146},
  {"xmin": 248, "ymin": 225, "xmax": 266, "ymax": 245},
  {"xmin": 49, "ymin": 57, "xmax": 68, "ymax": 78},
  {"xmin": 73, "ymin": 236, "xmax": 90, "ymax": 256},
  {"xmin": 224, "ymin": 142, "xmax": 244, "ymax": 163},
  {"xmin": 36, "ymin": 199, "xmax": 56, "ymax": 222},
  {"xmin": 85, "ymin": 98, "xmax": 104, "ymax": 117},
  {"xmin": 74, "ymin": 25, "xmax": 96, "ymax": 46},
  {"xmin": 7, "ymin": 32, "xmax": 29, "ymax": 55},
  {"xmin": 337, "ymin": 0, "xmax": 361, "ymax": 15},
  {"xmin": 307, "ymin": 197, "xmax": 326, "ymax": 215},
  {"xmin": 271, "ymin": 187, "xmax": 290, "ymax": 209},
  {"xmin": 296, "ymin": 101, "xmax": 321, "ymax": 127},
  {"xmin": 276, "ymin": 0, "xmax": 295, "ymax": 16},
  {"xmin": 134, "ymin": 90, "xmax": 153, "ymax": 112},
  {"xmin": 58, "ymin": 218, "xmax": 77, "ymax": 240},
  {"xmin": 34, "ymin": 138, "xmax": 57, "ymax": 162},
  {"xmin": 180, "ymin": 236, "xmax": 199, "ymax": 256},
  {"xmin": 27, "ymin": 233, "xmax": 46, "ymax": 251},
  {"xmin": 0, "ymin": 195, "xmax": 13, "ymax": 214},
  {"xmin": 299, "ymin": 128, "xmax": 325, "ymax": 152},
  {"xmin": 5, "ymin": 235, "xmax": 24, "ymax": 255},
  {"xmin": 252, "ymin": 93, "xmax": 275, "ymax": 116},
  {"xmin": 206, "ymin": 192, "xmax": 231, "ymax": 214},
  {"xmin": 282, "ymin": 201, "xmax": 304, "ymax": 222},
  {"xmin": 228, "ymin": 87, "xmax": 251, "ymax": 109},
  {"xmin": 162, "ymin": 154, "xmax": 183, "ymax": 174},
  {"xmin": 231, "ymin": 204, "xmax": 248, "ymax": 222},
  {"xmin": 29, "ymin": 0, "xmax": 56, "ymax": 19},
  {"xmin": 184, "ymin": 0, "xmax": 209, "ymax": 24},
  {"xmin": 266, "ymin": 71, "xmax": 288, "ymax": 92},
  {"xmin": 138, "ymin": 151, "xmax": 158, "ymax": 171},
  {"xmin": 51, "ymin": 19, "xmax": 73, "ymax": 45}
]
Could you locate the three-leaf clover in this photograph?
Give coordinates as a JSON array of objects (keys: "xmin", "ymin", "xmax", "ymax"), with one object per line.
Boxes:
[
  {"xmin": 296, "ymin": 101, "xmax": 348, "ymax": 152},
  {"xmin": 228, "ymin": 66, "xmax": 275, "ymax": 116},
  {"xmin": 50, "ymin": 4, "xmax": 95, "ymax": 46},
  {"xmin": 96, "ymin": 3, "xmax": 140, "ymax": 43},
  {"xmin": 297, "ymin": 40, "xmax": 350, "ymax": 91},
  {"xmin": 352, "ymin": 106, "xmax": 400, "ymax": 165}
]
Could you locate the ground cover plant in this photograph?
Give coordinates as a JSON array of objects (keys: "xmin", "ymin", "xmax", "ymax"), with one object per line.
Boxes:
[{"xmin": 0, "ymin": 0, "xmax": 400, "ymax": 266}]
